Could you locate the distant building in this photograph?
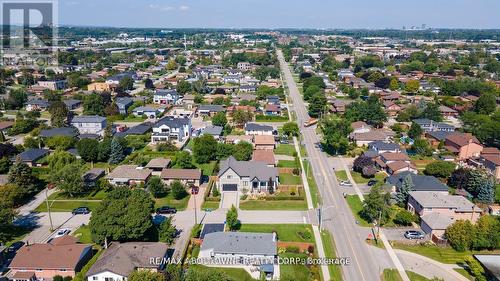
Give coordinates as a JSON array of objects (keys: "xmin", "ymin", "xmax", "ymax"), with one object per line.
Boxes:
[
  {"xmin": 37, "ymin": 79, "xmax": 67, "ymax": 91},
  {"xmin": 71, "ymin": 115, "xmax": 107, "ymax": 136}
]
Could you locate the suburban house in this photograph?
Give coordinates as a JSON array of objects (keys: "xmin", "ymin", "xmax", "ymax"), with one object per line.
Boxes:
[
  {"xmin": 368, "ymin": 141, "xmax": 404, "ymax": 154},
  {"xmin": 63, "ymin": 99, "xmax": 83, "ymax": 110},
  {"xmin": 116, "ymin": 97, "xmax": 134, "ymax": 115},
  {"xmin": 374, "ymin": 152, "xmax": 416, "ymax": 175},
  {"xmin": 217, "ymin": 156, "xmax": 279, "ymax": 194},
  {"xmin": 153, "ymin": 89, "xmax": 180, "ymax": 105},
  {"xmin": 160, "ymin": 168, "xmax": 202, "ymax": 186},
  {"xmin": 105, "ymin": 72, "xmax": 137, "ymax": 85},
  {"xmin": 383, "ymin": 101, "xmax": 401, "ymax": 116},
  {"xmin": 71, "ymin": 115, "xmax": 107, "ymax": 136},
  {"xmin": 351, "ymin": 121, "xmax": 371, "ymax": 134},
  {"xmin": 201, "ymin": 125, "xmax": 224, "ymax": 140},
  {"xmin": 37, "ymin": 79, "xmax": 67, "ymax": 90},
  {"xmin": 386, "ymin": 172, "xmax": 449, "ymax": 194},
  {"xmin": 25, "ymin": 99, "xmax": 49, "ymax": 111},
  {"xmin": 87, "ymin": 82, "xmax": 111, "ymax": 92},
  {"xmin": 106, "ymin": 165, "xmax": 152, "ymax": 185},
  {"xmin": 244, "ymin": 123, "xmax": 274, "ymax": 136},
  {"xmin": 444, "ymin": 132, "xmax": 483, "ymax": 160},
  {"xmin": 199, "ymin": 232, "xmax": 277, "ymax": 279},
  {"xmin": 197, "ymin": 105, "xmax": 225, "ymax": 117},
  {"xmin": 132, "ymin": 106, "xmax": 160, "ymax": 119},
  {"xmin": 40, "ymin": 127, "xmax": 79, "ymax": 138},
  {"xmin": 151, "ymin": 117, "xmax": 191, "ymax": 143},
  {"xmin": 476, "ymin": 148, "xmax": 500, "ymax": 180},
  {"xmin": 225, "ymin": 135, "xmax": 254, "ymax": 145},
  {"xmin": 425, "ymin": 131, "xmax": 454, "ymax": 147},
  {"xmin": 439, "ymin": 105, "xmax": 458, "ymax": 117},
  {"xmin": 13, "ymin": 149, "xmax": 50, "ymax": 167},
  {"xmin": 86, "ymin": 242, "xmax": 168, "ymax": 281},
  {"xmin": 413, "ymin": 119, "xmax": 455, "ymax": 133},
  {"xmin": 264, "ymin": 104, "xmax": 282, "ymax": 116},
  {"xmin": 254, "ymin": 135, "xmax": 276, "ymax": 150},
  {"xmin": 408, "ymin": 192, "xmax": 481, "ymax": 238},
  {"xmin": 252, "ymin": 150, "xmax": 276, "ymax": 167},
  {"xmin": 145, "ymin": 158, "xmax": 171, "ymax": 176},
  {"xmin": 82, "ymin": 168, "xmax": 105, "ymax": 187},
  {"xmin": 9, "ymin": 236, "xmax": 92, "ymax": 280},
  {"xmin": 350, "ymin": 131, "xmax": 390, "ymax": 146}
]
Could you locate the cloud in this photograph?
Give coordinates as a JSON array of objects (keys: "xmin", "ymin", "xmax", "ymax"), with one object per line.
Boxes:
[
  {"xmin": 179, "ymin": 5, "xmax": 189, "ymax": 11},
  {"xmin": 148, "ymin": 4, "xmax": 174, "ymax": 11}
]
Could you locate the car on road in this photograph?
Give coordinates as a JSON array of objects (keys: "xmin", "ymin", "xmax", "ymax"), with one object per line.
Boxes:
[
  {"xmin": 404, "ymin": 230, "xmax": 425, "ymax": 239},
  {"xmin": 156, "ymin": 206, "xmax": 177, "ymax": 214},
  {"xmin": 54, "ymin": 228, "xmax": 71, "ymax": 238},
  {"xmin": 7, "ymin": 241, "xmax": 25, "ymax": 253},
  {"xmin": 191, "ymin": 186, "xmax": 199, "ymax": 195},
  {"xmin": 72, "ymin": 207, "xmax": 90, "ymax": 215},
  {"xmin": 339, "ymin": 180, "xmax": 352, "ymax": 186},
  {"xmin": 367, "ymin": 180, "xmax": 378, "ymax": 186}
]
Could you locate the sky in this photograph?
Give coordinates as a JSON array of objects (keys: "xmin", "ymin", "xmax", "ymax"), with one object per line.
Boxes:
[{"xmin": 54, "ymin": 0, "xmax": 500, "ymax": 29}]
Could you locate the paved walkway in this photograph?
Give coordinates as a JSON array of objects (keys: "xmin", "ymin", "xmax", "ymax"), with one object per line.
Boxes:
[
  {"xmin": 17, "ymin": 188, "xmax": 57, "ymax": 216},
  {"xmin": 293, "ymin": 136, "xmax": 313, "ymax": 209}
]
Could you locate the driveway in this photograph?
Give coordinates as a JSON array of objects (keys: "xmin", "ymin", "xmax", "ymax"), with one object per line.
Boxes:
[
  {"xmin": 220, "ymin": 192, "xmax": 238, "ymax": 209},
  {"xmin": 383, "ymin": 227, "xmax": 429, "ymax": 242}
]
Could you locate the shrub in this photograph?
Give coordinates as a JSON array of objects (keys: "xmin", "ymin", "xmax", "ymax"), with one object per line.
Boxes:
[
  {"xmin": 292, "ymin": 168, "xmax": 301, "ymax": 175},
  {"xmin": 393, "ymin": 210, "xmax": 415, "ymax": 226},
  {"xmin": 191, "ymin": 224, "xmax": 202, "ymax": 238},
  {"xmin": 298, "ymin": 229, "xmax": 312, "ymax": 240},
  {"xmin": 286, "ymin": 246, "xmax": 300, "ymax": 253},
  {"xmin": 307, "ymin": 245, "xmax": 315, "ymax": 254},
  {"xmin": 240, "ymin": 194, "xmax": 248, "ymax": 200}
]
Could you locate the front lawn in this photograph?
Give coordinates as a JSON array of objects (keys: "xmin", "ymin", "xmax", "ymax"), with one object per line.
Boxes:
[
  {"xmin": 48, "ymin": 189, "xmax": 108, "ymax": 200},
  {"xmin": 154, "ymin": 193, "xmax": 190, "ymax": 210},
  {"xmin": 274, "ymin": 144, "xmax": 296, "ymax": 156},
  {"xmin": 196, "ymin": 161, "xmax": 218, "ymax": 177},
  {"xmin": 345, "ymin": 195, "xmax": 372, "ymax": 227},
  {"xmin": 382, "ymin": 269, "xmax": 402, "ymax": 281},
  {"xmin": 238, "ymin": 224, "xmax": 314, "ymax": 243},
  {"xmin": 201, "ymin": 200, "xmax": 220, "ymax": 210},
  {"xmin": 406, "ymin": 271, "xmax": 434, "ymax": 281},
  {"xmin": 350, "ymin": 171, "xmax": 386, "ymax": 184},
  {"xmin": 255, "ymin": 115, "xmax": 289, "ymax": 122},
  {"xmin": 34, "ymin": 200, "xmax": 102, "ymax": 212},
  {"xmin": 279, "ymin": 173, "xmax": 302, "ymax": 185},
  {"xmin": 335, "ymin": 170, "xmax": 348, "ymax": 181},
  {"xmin": 239, "ymin": 199, "xmax": 307, "ymax": 211},
  {"xmin": 280, "ymin": 252, "xmax": 319, "ymax": 281},
  {"xmin": 73, "ymin": 225, "xmax": 92, "ymax": 244},
  {"xmin": 187, "ymin": 265, "xmax": 255, "ymax": 281},
  {"xmin": 277, "ymin": 160, "xmax": 299, "ymax": 168}
]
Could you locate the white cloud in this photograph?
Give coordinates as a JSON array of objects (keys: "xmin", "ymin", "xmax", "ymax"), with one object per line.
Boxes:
[
  {"xmin": 179, "ymin": 5, "xmax": 189, "ymax": 11},
  {"xmin": 148, "ymin": 4, "xmax": 174, "ymax": 12}
]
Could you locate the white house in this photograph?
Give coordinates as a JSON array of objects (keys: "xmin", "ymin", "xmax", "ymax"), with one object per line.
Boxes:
[
  {"xmin": 151, "ymin": 116, "xmax": 191, "ymax": 143},
  {"xmin": 244, "ymin": 123, "xmax": 274, "ymax": 136},
  {"xmin": 153, "ymin": 89, "xmax": 180, "ymax": 105},
  {"xmin": 70, "ymin": 115, "xmax": 107, "ymax": 136}
]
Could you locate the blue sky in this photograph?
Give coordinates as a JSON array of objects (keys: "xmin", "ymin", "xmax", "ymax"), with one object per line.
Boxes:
[{"xmin": 57, "ymin": 0, "xmax": 500, "ymax": 29}]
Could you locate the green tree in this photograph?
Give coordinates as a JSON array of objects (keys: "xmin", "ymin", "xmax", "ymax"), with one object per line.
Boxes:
[
  {"xmin": 170, "ymin": 180, "xmax": 188, "ymax": 200},
  {"xmin": 97, "ymin": 138, "xmax": 112, "ymax": 162},
  {"xmin": 282, "ymin": 122, "xmax": 299, "ymax": 137},
  {"xmin": 360, "ymin": 185, "xmax": 390, "ymax": 224},
  {"xmin": 176, "ymin": 80, "xmax": 192, "ymax": 94},
  {"xmin": 89, "ymin": 187, "xmax": 154, "ymax": 244},
  {"xmin": 405, "ymin": 80, "xmax": 420, "ymax": 93},
  {"xmin": 129, "ymin": 271, "xmax": 165, "ymax": 281},
  {"xmin": 308, "ymin": 92, "xmax": 327, "ymax": 118},
  {"xmin": 474, "ymin": 93, "xmax": 496, "ymax": 115},
  {"xmin": 408, "ymin": 122, "xmax": 423, "ymax": 140},
  {"xmin": 320, "ymin": 116, "xmax": 352, "ymax": 155},
  {"xmin": 472, "ymin": 215, "xmax": 500, "ymax": 250},
  {"xmin": 193, "ymin": 135, "xmax": 218, "ymax": 164},
  {"xmin": 166, "ymin": 59, "xmax": 178, "ymax": 70},
  {"xmin": 466, "ymin": 169, "xmax": 496, "ymax": 203},
  {"xmin": 232, "ymin": 141, "xmax": 253, "ymax": 161},
  {"xmin": 48, "ymin": 101, "xmax": 69, "ymax": 127},
  {"xmin": 226, "ymin": 205, "xmax": 239, "ymax": 231},
  {"xmin": 464, "ymin": 256, "xmax": 487, "ymax": 281},
  {"xmin": 389, "ymin": 78, "xmax": 399, "ymax": 90},
  {"xmin": 45, "ymin": 135, "xmax": 75, "ymax": 150},
  {"xmin": 393, "ymin": 210, "xmax": 415, "ymax": 226},
  {"xmin": 424, "ymin": 161, "xmax": 456, "ymax": 179},
  {"xmin": 119, "ymin": 76, "xmax": 134, "ymax": 91},
  {"xmin": 77, "ymin": 138, "xmax": 99, "ymax": 162},
  {"xmin": 109, "ymin": 138, "xmax": 125, "ymax": 164},
  {"xmin": 395, "ymin": 174, "xmax": 414, "ymax": 206},
  {"xmin": 8, "ymin": 161, "xmax": 37, "ymax": 195},
  {"xmin": 174, "ymin": 151, "xmax": 195, "ymax": 169},
  {"xmin": 83, "ymin": 93, "xmax": 105, "ymax": 115},
  {"xmin": 304, "ymin": 85, "xmax": 321, "ymax": 101},
  {"xmin": 421, "ymin": 102, "xmax": 443, "ymax": 122},
  {"xmin": 158, "ymin": 217, "xmax": 177, "ymax": 245},
  {"xmin": 232, "ymin": 110, "xmax": 254, "ymax": 127},
  {"xmin": 0, "ymin": 157, "xmax": 11, "ymax": 174},
  {"xmin": 51, "ymin": 163, "xmax": 85, "ymax": 197},
  {"xmin": 184, "ymin": 267, "xmax": 232, "ymax": 281},
  {"xmin": 147, "ymin": 176, "xmax": 167, "ymax": 198},
  {"xmin": 412, "ymin": 139, "xmax": 433, "ymax": 157},
  {"xmin": 211, "ymin": 112, "xmax": 227, "ymax": 127},
  {"xmin": 0, "ymin": 205, "xmax": 15, "ymax": 244},
  {"xmin": 445, "ymin": 220, "xmax": 475, "ymax": 252},
  {"xmin": 47, "ymin": 150, "xmax": 77, "ymax": 172}
]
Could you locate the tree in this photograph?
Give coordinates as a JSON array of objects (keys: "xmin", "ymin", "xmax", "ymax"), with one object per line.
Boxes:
[
  {"xmin": 174, "ymin": 151, "xmax": 195, "ymax": 169},
  {"xmin": 464, "ymin": 256, "xmax": 487, "ymax": 281},
  {"xmin": 232, "ymin": 110, "xmax": 254, "ymax": 127},
  {"xmin": 449, "ymin": 168, "xmax": 469, "ymax": 190},
  {"xmin": 0, "ymin": 143, "xmax": 17, "ymax": 158},
  {"xmin": 48, "ymin": 101, "xmax": 69, "ymax": 127},
  {"xmin": 129, "ymin": 271, "xmax": 166, "ymax": 281},
  {"xmin": 170, "ymin": 181, "xmax": 188, "ymax": 200},
  {"xmin": 83, "ymin": 93, "xmax": 105, "ymax": 115},
  {"xmin": 176, "ymin": 80, "xmax": 192, "ymax": 94},
  {"xmin": 0, "ymin": 157, "xmax": 11, "ymax": 174},
  {"xmin": 389, "ymin": 78, "xmax": 399, "ymax": 90},
  {"xmin": 216, "ymin": 143, "xmax": 234, "ymax": 160},
  {"xmin": 475, "ymin": 93, "xmax": 496, "ymax": 115},
  {"xmin": 119, "ymin": 76, "xmax": 134, "ymax": 91},
  {"xmin": 408, "ymin": 122, "xmax": 423, "ymax": 139},
  {"xmin": 211, "ymin": 112, "xmax": 227, "ymax": 127},
  {"xmin": 232, "ymin": 141, "xmax": 253, "ymax": 161},
  {"xmin": 77, "ymin": 138, "xmax": 99, "ymax": 162},
  {"xmin": 308, "ymin": 92, "xmax": 327, "ymax": 118},
  {"xmin": 89, "ymin": 187, "xmax": 154, "ymax": 244},
  {"xmin": 185, "ymin": 267, "xmax": 232, "ymax": 281},
  {"xmin": 320, "ymin": 116, "xmax": 352, "ymax": 155},
  {"xmin": 158, "ymin": 217, "xmax": 177, "ymax": 245},
  {"xmin": 8, "ymin": 161, "xmax": 37, "ymax": 195},
  {"xmin": 393, "ymin": 210, "xmax": 415, "ymax": 226},
  {"xmin": 144, "ymin": 78, "xmax": 155, "ymax": 90},
  {"xmin": 47, "ymin": 150, "xmax": 77, "ymax": 172},
  {"xmin": 109, "ymin": 138, "xmax": 125, "ymax": 164},
  {"xmin": 395, "ymin": 174, "xmax": 414, "ymax": 206},
  {"xmin": 360, "ymin": 186, "xmax": 390, "ymax": 224},
  {"xmin": 0, "ymin": 205, "xmax": 15, "ymax": 244},
  {"xmin": 166, "ymin": 59, "xmax": 177, "ymax": 70},
  {"xmin": 304, "ymin": 85, "xmax": 321, "ymax": 101},
  {"xmin": 424, "ymin": 161, "xmax": 456, "ymax": 179},
  {"xmin": 147, "ymin": 176, "xmax": 167, "ymax": 198},
  {"xmin": 353, "ymin": 155, "xmax": 373, "ymax": 173},
  {"xmin": 97, "ymin": 138, "xmax": 112, "ymax": 162},
  {"xmin": 465, "ymin": 170, "xmax": 495, "ymax": 204},
  {"xmin": 404, "ymin": 80, "xmax": 420, "ymax": 93},
  {"xmin": 445, "ymin": 220, "xmax": 475, "ymax": 252},
  {"xmin": 193, "ymin": 135, "xmax": 218, "ymax": 164},
  {"xmin": 472, "ymin": 215, "xmax": 500, "ymax": 250},
  {"xmin": 421, "ymin": 102, "xmax": 443, "ymax": 122},
  {"xmin": 412, "ymin": 139, "xmax": 433, "ymax": 157},
  {"xmin": 45, "ymin": 135, "xmax": 75, "ymax": 150},
  {"xmin": 282, "ymin": 122, "xmax": 299, "ymax": 137},
  {"xmin": 51, "ymin": 163, "xmax": 85, "ymax": 197},
  {"xmin": 226, "ymin": 205, "xmax": 239, "ymax": 231}
]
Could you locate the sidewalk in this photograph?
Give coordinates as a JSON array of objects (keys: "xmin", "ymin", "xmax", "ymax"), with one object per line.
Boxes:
[
  {"xmin": 293, "ymin": 136, "xmax": 313, "ymax": 210},
  {"xmin": 17, "ymin": 188, "xmax": 57, "ymax": 216}
]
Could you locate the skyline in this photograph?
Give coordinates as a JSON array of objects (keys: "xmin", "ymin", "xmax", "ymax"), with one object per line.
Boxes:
[{"xmin": 55, "ymin": 0, "xmax": 500, "ymax": 29}]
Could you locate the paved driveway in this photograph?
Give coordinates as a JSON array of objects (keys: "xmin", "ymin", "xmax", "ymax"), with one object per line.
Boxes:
[
  {"xmin": 383, "ymin": 227, "xmax": 429, "ymax": 241},
  {"xmin": 220, "ymin": 192, "xmax": 238, "ymax": 209}
]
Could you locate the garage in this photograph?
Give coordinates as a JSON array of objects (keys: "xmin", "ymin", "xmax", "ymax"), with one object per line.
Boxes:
[{"xmin": 222, "ymin": 184, "xmax": 237, "ymax": 192}]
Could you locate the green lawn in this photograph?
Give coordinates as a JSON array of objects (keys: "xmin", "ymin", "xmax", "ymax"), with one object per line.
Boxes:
[
  {"xmin": 335, "ymin": 170, "xmax": 348, "ymax": 181},
  {"xmin": 274, "ymin": 144, "xmax": 296, "ymax": 156},
  {"xmin": 279, "ymin": 173, "xmax": 302, "ymax": 185},
  {"xmin": 277, "ymin": 160, "xmax": 299, "ymax": 168},
  {"xmin": 382, "ymin": 269, "xmax": 402, "ymax": 281},
  {"xmin": 73, "ymin": 225, "xmax": 92, "ymax": 244},
  {"xmin": 34, "ymin": 200, "xmax": 102, "ymax": 212},
  {"xmin": 239, "ymin": 199, "xmax": 307, "ymax": 210},
  {"xmin": 392, "ymin": 242, "xmax": 500, "ymax": 265},
  {"xmin": 304, "ymin": 160, "xmax": 320, "ymax": 208},
  {"xmin": 154, "ymin": 193, "xmax": 190, "ymax": 210},
  {"xmin": 122, "ymin": 115, "xmax": 147, "ymax": 122},
  {"xmin": 48, "ymin": 189, "xmax": 108, "ymax": 200},
  {"xmin": 454, "ymin": 268, "xmax": 474, "ymax": 280},
  {"xmin": 255, "ymin": 115, "xmax": 289, "ymax": 122},
  {"xmin": 188, "ymin": 265, "xmax": 256, "ymax": 281},
  {"xmin": 201, "ymin": 200, "xmax": 220, "ymax": 210},
  {"xmin": 280, "ymin": 252, "xmax": 319, "ymax": 281},
  {"xmin": 238, "ymin": 224, "xmax": 314, "ymax": 243},
  {"xmin": 406, "ymin": 271, "xmax": 434, "ymax": 281},
  {"xmin": 196, "ymin": 161, "xmax": 218, "ymax": 177},
  {"xmin": 345, "ymin": 195, "xmax": 372, "ymax": 227},
  {"xmin": 351, "ymin": 171, "xmax": 386, "ymax": 184},
  {"xmin": 321, "ymin": 230, "xmax": 343, "ymax": 280}
]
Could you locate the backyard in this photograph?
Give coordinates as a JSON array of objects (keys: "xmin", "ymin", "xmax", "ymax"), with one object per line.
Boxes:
[{"xmin": 274, "ymin": 144, "xmax": 296, "ymax": 156}]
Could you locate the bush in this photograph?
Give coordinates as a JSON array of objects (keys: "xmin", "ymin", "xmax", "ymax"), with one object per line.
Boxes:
[
  {"xmin": 292, "ymin": 168, "xmax": 301, "ymax": 175},
  {"xmin": 424, "ymin": 161, "xmax": 456, "ymax": 178},
  {"xmin": 298, "ymin": 229, "xmax": 312, "ymax": 240},
  {"xmin": 240, "ymin": 194, "xmax": 248, "ymax": 200},
  {"xmin": 286, "ymin": 246, "xmax": 300, "ymax": 253},
  {"xmin": 307, "ymin": 245, "xmax": 315, "ymax": 254},
  {"xmin": 191, "ymin": 224, "xmax": 202, "ymax": 238},
  {"xmin": 170, "ymin": 181, "xmax": 188, "ymax": 200},
  {"xmin": 393, "ymin": 210, "xmax": 415, "ymax": 226},
  {"xmin": 212, "ymin": 187, "xmax": 220, "ymax": 197}
]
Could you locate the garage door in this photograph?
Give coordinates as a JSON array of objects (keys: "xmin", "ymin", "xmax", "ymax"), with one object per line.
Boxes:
[{"xmin": 222, "ymin": 184, "xmax": 237, "ymax": 191}]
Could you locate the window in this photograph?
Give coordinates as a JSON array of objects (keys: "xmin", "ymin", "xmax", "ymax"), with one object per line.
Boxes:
[
  {"xmin": 59, "ymin": 269, "xmax": 67, "ymax": 272},
  {"xmin": 227, "ymin": 175, "xmax": 232, "ymax": 179},
  {"xmin": 93, "ymin": 277, "xmax": 98, "ymax": 281},
  {"xmin": 243, "ymin": 181, "xmax": 248, "ymax": 186},
  {"xmin": 105, "ymin": 278, "xmax": 114, "ymax": 281}
]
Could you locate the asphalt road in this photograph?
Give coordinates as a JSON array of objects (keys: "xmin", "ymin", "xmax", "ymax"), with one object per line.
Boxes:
[{"xmin": 278, "ymin": 50, "xmax": 382, "ymax": 281}]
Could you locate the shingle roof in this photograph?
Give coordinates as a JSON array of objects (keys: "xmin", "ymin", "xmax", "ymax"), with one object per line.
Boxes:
[
  {"xmin": 15, "ymin": 149, "xmax": 50, "ymax": 162},
  {"xmin": 421, "ymin": 212, "xmax": 455, "ymax": 230},
  {"xmin": 145, "ymin": 158, "xmax": 171, "ymax": 169},
  {"xmin": 201, "ymin": 232, "xmax": 277, "ymax": 256},
  {"xmin": 244, "ymin": 123, "xmax": 273, "ymax": 132},
  {"xmin": 71, "ymin": 115, "xmax": 106, "ymax": 123},
  {"xmin": 154, "ymin": 116, "xmax": 189, "ymax": 128},
  {"xmin": 252, "ymin": 150, "xmax": 276, "ymax": 166},
  {"xmin": 445, "ymin": 132, "xmax": 480, "ymax": 147},
  {"xmin": 161, "ymin": 168, "xmax": 202, "ymax": 180},
  {"xmin": 86, "ymin": 242, "xmax": 168, "ymax": 277},
  {"xmin": 107, "ymin": 165, "xmax": 151, "ymax": 180},
  {"xmin": 202, "ymin": 125, "xmax": 223, "ymax": 136},
  {"xmin": 218, "ymin": 156, "xmax": 278, "ymax": 181},
  {"xmin": 369, "ymin": 141, "xmax": 401, "ymax": 151},
  {"xmin": 409, "ymin": 191, "xmax": 480, "ymax": 212},
  {"xmin": 386, "ymin": 172, "xmax": 448, "ymax": 192},
  {"xmin": 254, "ymin": 135, "xmax": 275, "ymax": 146},
  {"xmin": 40, "ymin": 127, "xmax": 78, "ymax": 138},
  {"xmin": 198, "ymin": 105, "xmax": 225, "ymax": 112}
]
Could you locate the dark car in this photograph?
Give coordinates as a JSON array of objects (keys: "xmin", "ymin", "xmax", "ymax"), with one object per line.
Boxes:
[
  {"xmin": 367, "ymin": 180, "xmax": 378, "ymax": 186},
  {"xmin": 8, "ymin": 241, "xmax": 25, "ymax": 253},
  {"xmin": 191, "ymin": 186, "xmax": 199, "ymax": 195},
  {"xmin": 156, "ymin": 206, "xmax": 177, "ymax": 214},
  {"xmin": 72, "ymin": 207, "xmax": 90, "ymax": 215}
]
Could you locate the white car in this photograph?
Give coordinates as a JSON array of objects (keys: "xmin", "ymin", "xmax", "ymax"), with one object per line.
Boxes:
[
  {"xmin": 339, "ymin": 180, "xmax": 352, "ymax": 186},
  {"xmin": 54, "ymin": 228, "xmax": 71, "ymax": 238}
]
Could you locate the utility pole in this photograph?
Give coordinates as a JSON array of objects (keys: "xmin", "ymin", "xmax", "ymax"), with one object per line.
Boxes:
[{"xmin": 45, "ymin": 188, "xmax": 53, "ymax": 231}]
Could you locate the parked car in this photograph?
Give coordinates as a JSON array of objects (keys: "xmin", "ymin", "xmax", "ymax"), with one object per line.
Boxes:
[
  {"xmin": 404, "ymin": 230, "xmax": 424, "ymax": 240},
  {"xmin": 191, "ymin": 186, "xmax": 199, "ymax": 195},
  {"xmin": 72, "ymin": 207, "xmax": 90, "ymax": 215},
  {"xmin": 54, "ymin": 228, "xmax": 71, "ymax": 238},
  {"xmin": 339, "ymin": 180, "xmax": 352, "ymax": 187},
  {"xmin": 367, "ymin": 180, "xmax": 378, "ymax": 186},
  {"xmin": 7, "ymin": 241, "xmax": 25, "ymax": 253},
  {"xmin": 156, "ymin": 206, "xmax": 177, "ymax": 214}
]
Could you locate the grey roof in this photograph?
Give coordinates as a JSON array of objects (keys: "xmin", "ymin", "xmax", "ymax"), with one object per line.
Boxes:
[
  {"xmin": 202, "ymin": 125, "xmax": 223, "ymax": 136},
  {"xmin": 413, "ymin": 119, "xmax": 455, "ymax": 131},
  {"xmin": 201, "ymin": 232, "xmax": 277, "ymax": 256},
  {"xmin": 26, "ymin": 99, "xmax": 49, "ymax": 107},
  {"xmin": 363, "ymin": 149, "xmax": 379, "ymax": 158},
  {"xmin": 409, "ymin": 192, "xmax": 479, "ymax": 212},
  {"xmin": 15, "ymin": 149, "xmax": 50, "ymax": 162},
  {"xmin": 115, "ymin": 97, "xmax": 133, "ymax": 106},
  {"xmin": 132, "ymin": 106, "xmax": 157, "ymax": 113},
  {"xmin": 218, "ymin": 156, "xmax": 278, "ymax": 181},
  {"xmin": 427, "ymin": 131, "xmax": 453, "ymax": 141},
  {"xmin": 40, "ymin": 127, "xmax": 78, "ymax": 138},
  {"xmin": 86, "ymin": 242, "xmax": 168, "ymax": 277},
  {"xmin": 155, "ymin": 89, "xmax": 179, "ymax": 97},
  {"xmin": 198, "ymin": 105, "xmax": 225, "ymax": 112},
  {"xmin": 474, "ymin": 255, "xmax": 500, "ymax": 280},
  {"xmin": 368, "ymin": 141, "xmax": 401, "ymax": 151},
  {"xmin": 71, "ymin": 115, "xmax": 106, "ymax": 124},
  {"xmin": 154, "ymin": 116, "xmax": 189, "ymax": 129},
  {"xmin": 63, "ymin": 99, "xmax": 82, "ymax": 108},
  {"xmin": 244, "ymin": 123, "xmax": 273, "ymax": 132},
  {"xmin": 83, "ymin": 168, "xmax": 105, "ymax": 182},
  {"xmin": 386, "ymin": 172, "xmax": 448, "ymax": 192},
  {"xmin": 421, "ymin": 212, "xmax": 455, "ymax": 230},
  {"xmin": 115, "ymin": 122, "xmax": 153, "ymax": 137},
  {"xmin": 107, "ymin": 72, "xmax": 136, "ymax": 82},
  {"xmin": 200, "ymin": 223, "xmax": 225, "ymax": 239}
]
